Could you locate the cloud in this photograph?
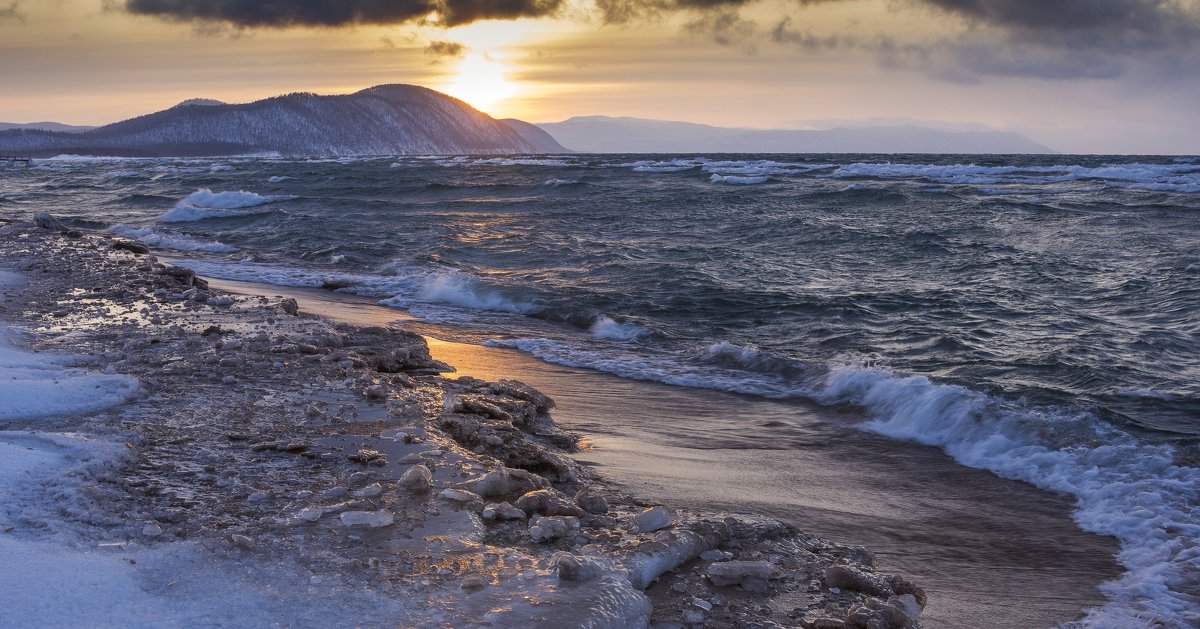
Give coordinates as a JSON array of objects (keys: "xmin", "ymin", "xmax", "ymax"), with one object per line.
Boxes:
[
  {"xmin": 123, "ymin": 0, "xmax": 565, "ymax": 28},
  {"xmin": 425, "ymin": 40, "xmax": 466, "ymax": 57},
  {"xmin": 0, "ymin": 1, "xmax": 23, "ymax": 21}
]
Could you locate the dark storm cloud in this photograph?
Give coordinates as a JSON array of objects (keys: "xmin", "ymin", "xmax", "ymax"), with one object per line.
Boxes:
[
  {"xmin": 123, "ymin": 0, "xmax": 564, "ymax": 28},
  {"xmin": 0, "ymin": 1, "xmax": 23, "ymax": 21},
  {"xmin": 424, "ymin": 40, "xmax": 466, "ymax": 57}
]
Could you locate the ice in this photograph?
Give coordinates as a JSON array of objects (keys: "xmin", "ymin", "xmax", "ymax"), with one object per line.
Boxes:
[{"xmin": 0, "ymin": 329, "xmax": 139, "ymax": 422}]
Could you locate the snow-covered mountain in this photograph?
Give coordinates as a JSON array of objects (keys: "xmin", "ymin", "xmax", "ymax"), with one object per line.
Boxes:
[
  {"xmin": 0, "ymin": 85, "xmax": 566, "ymax": 157},
  {"xmin": 538, "ymin": 116, "xmax": 1055, "ymax": 154}
]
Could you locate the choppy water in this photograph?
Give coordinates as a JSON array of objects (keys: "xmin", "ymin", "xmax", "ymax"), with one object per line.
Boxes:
[{"xmin": 2, "ymin": 153, "xmax": 1199, "ymax": 626}]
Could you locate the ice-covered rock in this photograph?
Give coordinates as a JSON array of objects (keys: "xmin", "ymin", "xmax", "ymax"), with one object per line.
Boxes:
[
  {"xmin": 440, "ymin": 488, "xmax": 482, "ymax": 505},
  {"xmin": 846, "ymin": 598, "xmax": 915, "ymax": 629},
  {"xmin": 297, "ymin": 507, "xmax": 323, "ymax": 523},
  {"xmin": 142, "ymin": 523, "xmax": 163, "ymax": 537},
  {"xmin": 529, "ymin": 515, "xmax": 579, "ymax": 543},
  {"xmin": 515, "ymin": 489, "xmax": 583, "ymax": 517},
  {"xmin": 573, "ymin": 487, "xmax": 609, "ymax": 515},
  {"xmin": 398, "ymin": 464, "xmax": 432, "ymax": 493},
  {"xmin": 481, "ymin": 502, "xmax": 526, "ymax": 522},
  {"xmin": 354, "ymin": 483, "xmax": 383, "ymax": 498},
  {"xmin": 706, "ymin": 561, "xmax": 783, "ymax": 592},
  {"xmin": 340, "ymin": 510, "xmax": 394, "ymax": 528},
  {"xmin": 322, "ymin": 486, "xmax": 350, "ymax": 500},
  {"xmin": 554, "ymin": 553, "xmax": 606, "ymax": 582},
  {"xmin": 630, "ymin": 506, "xmax": 673, "ymax": 533},
  {"xmin": 825, "ymin": 564, "xmax": 890, "ymax": 598}
]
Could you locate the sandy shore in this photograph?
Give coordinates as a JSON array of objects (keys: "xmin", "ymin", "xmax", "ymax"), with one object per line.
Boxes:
[
  {"xmin": 0, "ymin": 218, "xmax": 932, "ymax": 628},
  {"xmin": 202, "ymin": 277, "xmax": 1121, "ymax": 628}
]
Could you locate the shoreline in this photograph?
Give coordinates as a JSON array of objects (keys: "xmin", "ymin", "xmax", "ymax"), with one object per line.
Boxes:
[
  {"xmin": 202, "ymin": 274, "xmax": 1123, "ymax": 628},
  {"xmin": 1, "ymin": 219, "xmax": 933, "ymax": 628}
]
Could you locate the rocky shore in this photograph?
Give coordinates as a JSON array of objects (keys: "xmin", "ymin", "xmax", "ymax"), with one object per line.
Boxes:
[{"xmin": 0, "ymin": 216, "xmax": 927, "ymax": 628}]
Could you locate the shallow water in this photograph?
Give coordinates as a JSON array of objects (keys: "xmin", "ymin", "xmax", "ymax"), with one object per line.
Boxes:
[
  {"xmin": 5, "ymin": 153, "xmax": 1199, "ymax": 625},
  {"xmin": 206, "ymin": 278, "xmax": 1120, "ymax": 628}
]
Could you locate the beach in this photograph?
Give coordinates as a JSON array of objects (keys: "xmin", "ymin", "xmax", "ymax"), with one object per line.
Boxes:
[{"xmin": 1, "ymin": 218, "xmax": 932, "ymax": 628}]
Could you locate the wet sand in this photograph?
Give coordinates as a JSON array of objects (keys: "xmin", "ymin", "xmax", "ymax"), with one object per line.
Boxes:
[{"xmin": 207, "ymin": 277, "xmax": 1123, "ymax": 628}]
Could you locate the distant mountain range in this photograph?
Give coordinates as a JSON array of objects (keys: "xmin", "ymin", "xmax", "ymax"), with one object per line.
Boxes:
[
  {"xmin": 537, "ymin": 116, "xmax": 1055, "ymax": 154},
  {"xmin": 0, "ymin": 85, "xmax": 564, "ymax": 157},
  {"xmin": 0, "ymin": 121, "xmax": 96, "ymax": 133}
]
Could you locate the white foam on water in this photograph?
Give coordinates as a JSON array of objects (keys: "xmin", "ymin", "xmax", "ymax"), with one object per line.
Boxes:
[
  {"xmin": 158, "ymin": 188, "xmax": 296, "ymax": 222},
  {"xmin": 830, "ymin": 161, "xmax": 1200, "ymax": 192},
  {"xmin": 590, "ymin": 316, "xmax": 649, "ymax": 341},
  {"xmin": 544, "ymin": 178, "xmax": 582, "ymax": 187},
  {"xmin": 109, "ymin": 225, "xmax": 236, "ymax": 253},
  {"xmin": 267, "ymin": 175, "xmax": 292, "ymax": 182},
  {"xmin": 0, "ymin": 330, "xmax": 139, "ymax": 423},
  {"xmin": 815, "ymin": 363, "xmax": 1200, "ymax": 628},
  {"xmin": 711, "ymin": 174, "xmax": 770, "ymax": 185}
]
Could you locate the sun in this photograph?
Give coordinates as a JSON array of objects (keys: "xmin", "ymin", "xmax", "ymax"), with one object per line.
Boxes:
[{"xmin": 441, "ymin": 53, "xmax": 518, "ymax": 114}]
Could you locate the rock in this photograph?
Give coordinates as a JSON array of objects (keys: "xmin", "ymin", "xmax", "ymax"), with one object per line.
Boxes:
[
  {"xmin": 630, "ymin": 506, "xmax": 674, "ymax": 533},
  {"xmin": 573, "ymin": 487, "xmax": 609, "ymax": 514},
  {"xmin": 142, "ymin": 523, "xmax": 163, "ymax": 537},
  {"xmin": 112, "ymin": 240, "xmax": 150, "ymax": 255},
  {"xmin": 529, "ymin": 515, "xmax": 579, "ymax": 543},
  {"xmin": 700, "ymin": 550, "xmax": 734, "ymax": 561},
  {"xmin": 33, "ymin": 212, "xmax": 66, "ymax": 232},
  {"xmin": 811, "ymin": 619, "xmax": 846, "ymax": 629},
  {"xmin": 354, "ymin": 483, "xmax": 383, "ymax": 498},
  {"xmin": 323, "ymin": 486, "xmax": 351, "ymax": 500},
  {"xmin": 554, "ymin": 553, "xmax": 605, "ymax": 582},
  {"xmin": 481, "ymin": 502, "xmax": 527, "ymax": 522},
  {"xmin": 440, "ymin": 488, "xmax": 482, "ymax": 504},
  {"xmin": 464, "ymin": 469, "xmax": 514, "ymax": 498},
  {"xmin": 825, "ymin": 565, "xmax": 891, "ymax": 598},
  {"xmin": 365, "ymin": 385, "xmax": 388, "ymax": 401},
  {"xmin": 887, "ymin": 594, "xmax": 923, "ymax": 620},
  {"xmin": 297, "ymin": 507, "xmax": 323, "ymax": 522},
  {"xmin": 279, "ymin": 298, "xmax": 300, "ymax": 316},
  {"xmin": 515, "ymin": 489, "xmax": 583, "ymax": 518},
  {"xmin": 159, "ymin": 265, "xmax": 198, "ymax": 286},
  {"xmin": 348, "ymin": 471, "xmax": 370, "ymax": 484},
  {"xmin": 340, "ymin": 510, "xmax": 395, "ymax": 528},
  {"xmin": 398, "ymin": 464, "xmax": 432, "ymax": 493},
  {"xmin": 706, "ymin": 561, "xmax": 783, "ymax": 592},
  {"xmin": 888, "ymin": 575, "xmax": 927, "ymax": 609},
  {"xmin": 845, "ymin": 599, "xmax": 914, "ymax": 629},
  {"xmin": 305, "ymin": 405, "xmax": 324, "ymax": 419},
  {"xmin": 461, "ymin": 575, "xmax": 488, "ymax": 592},
  {"xmin": 230, "ymin": 534, "xmax": 255, "ymax": 550},
  {"xmin": 247, "ymin": 491, "xmax": 268, "ymax": 503}
]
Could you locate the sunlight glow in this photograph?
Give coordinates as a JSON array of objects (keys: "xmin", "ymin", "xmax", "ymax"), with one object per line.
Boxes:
[{"xmin": 440, "ymin": 53, "xmax": 518, "ymax": 114}]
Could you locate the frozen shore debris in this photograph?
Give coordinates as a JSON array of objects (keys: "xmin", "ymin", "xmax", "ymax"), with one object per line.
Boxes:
[{"xmin": 0, "ymin": 218, "xmax": 929, "ymax": 628}]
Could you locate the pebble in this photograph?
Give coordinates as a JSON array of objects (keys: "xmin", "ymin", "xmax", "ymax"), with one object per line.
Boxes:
[
  {"xmin": 398, "ymin": 464, "xmax": 432, "ymax": 493},
  {"xmin": 354, "ymin": 482, "xmax": 383, "ymax": 498},
  {"xmin": 297, "ymin": 507, "xmax": 324, "ymax": 522},
  {"xmin": 323, "ymin": 486, "xmax": 351, "ymax": 500},
  {"xmin": 230, "ymin": 534, "xmax": 255, "ymax": 550},
  {"xmin": 142, "ymin": 523, "xmax": 163, "ymax": 537},
  {"xmin": 339, "ymin": 510, "xmax": 395, "ymax": 528}
]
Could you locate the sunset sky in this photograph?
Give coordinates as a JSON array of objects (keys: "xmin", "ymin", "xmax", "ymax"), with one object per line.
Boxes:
[{"xmin": 1, "ymin": 0, "xmax": 1198, "ymax": 154}]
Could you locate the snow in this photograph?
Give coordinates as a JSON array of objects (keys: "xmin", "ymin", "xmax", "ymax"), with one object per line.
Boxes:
[{"xmin": 0, "ymin": 331, "xmax": 139, "ymax": 423}]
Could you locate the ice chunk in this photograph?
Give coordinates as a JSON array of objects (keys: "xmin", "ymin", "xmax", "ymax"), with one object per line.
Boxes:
[{"xmin": 339, "ymin": 511, "xmax": 394, "ymax": 528}]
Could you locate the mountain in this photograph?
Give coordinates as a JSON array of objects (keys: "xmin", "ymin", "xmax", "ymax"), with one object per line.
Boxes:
[
  {"xmin": 499, "ymin": 119, "xmax": 567, "ymax": 153},
  {"xmin": 0, "ymin": 85, "xmax": 566, "ymax": 157},
  {"xmin": 0, "ymin": 122, "xmax": 96, "ymax": 133},
  {"xmin": 537, "ymin": 116, "xmax": 1055, "ymax": 154}
]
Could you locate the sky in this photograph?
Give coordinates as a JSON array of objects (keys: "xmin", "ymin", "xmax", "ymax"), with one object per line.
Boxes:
[{"xmin": 1, "ymin": 0, "xmax": 1198, "ymax": 154}]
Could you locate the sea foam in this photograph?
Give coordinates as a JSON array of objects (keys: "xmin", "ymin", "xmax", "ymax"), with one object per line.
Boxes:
[
  {"xmin": 158, "ymin": 189, "xmax": 296, "ymax": 223},
  {"xmin": 109, "ymin": 226, "xmax": 236, "ymax": 253}
]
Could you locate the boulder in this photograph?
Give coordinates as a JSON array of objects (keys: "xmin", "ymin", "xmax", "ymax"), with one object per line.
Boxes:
[
  {"xmin": 706, "ymin": 561, "xmax": 783, "ymax": 592},
  {"xmin": 398, "ymin": 464, "xmax": 432, "ymax": 493},
  {"xmin": 529, "ymin": 515, "xmax": 579, "ymax": 543}
]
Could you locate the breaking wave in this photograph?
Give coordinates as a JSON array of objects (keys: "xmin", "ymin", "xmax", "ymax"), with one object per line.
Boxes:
[
  {"xmin": 158, "ymin": 189, "xmax": 296, "ymax": 223},
  {"xmin": 109, "ymin": 226, "xmax": 237, "ymax": 253}
]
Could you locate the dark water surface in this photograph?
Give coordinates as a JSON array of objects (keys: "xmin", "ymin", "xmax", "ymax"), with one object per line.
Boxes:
[{"xmin": 3, "ymin": 153, "xmax": 1198, "ymax": 626}]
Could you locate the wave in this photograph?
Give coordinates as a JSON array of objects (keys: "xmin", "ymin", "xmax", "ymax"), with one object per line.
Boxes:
[
  {"xmin": 544, "ymin": 179, "xmax": 583, "ymax": 187},
  {"xmin": 590, "ymin": 316, "xmax": 649, "ymax": 341},
  {"xmin": 815, "ymin": 364, "xmax": 1199, "ymax": 628},
  {"xmin": 158, "ymin": 189, "xmax": 296, "ymax": 223},
  {"xmin": 710, "ymin": 174, "xmax": 770, "ymax": 185},
  {"xmin": 831, "ymin": 161, "xmax": 1200, "ymax": 192},
  {"xmin": 485, "ymin": 331, "xmax": 1198, "ymax": 626},
  {"xmin": 109, "ymin": 226, "xmax": 237, "ymax": 253}
]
